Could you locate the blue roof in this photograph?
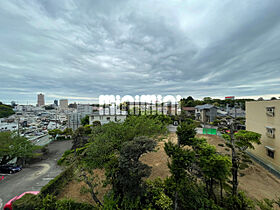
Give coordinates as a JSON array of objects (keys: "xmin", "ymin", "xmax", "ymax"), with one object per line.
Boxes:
[{"xmin": 195, "ymin": 104, "xmax": 216, "ymax": 110}]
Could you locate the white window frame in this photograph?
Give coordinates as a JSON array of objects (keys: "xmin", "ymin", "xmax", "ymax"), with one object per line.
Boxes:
[
  {"xmin": 265, "ymin": 146, "xmax": 275, "ymax": 159},
  {"xmin": 266, "ymin": 107, "xmax": 275, "ymax": 117},
  {"xmin": 266, "ymin": 126, "xmax": 275, "ymax": 138}
]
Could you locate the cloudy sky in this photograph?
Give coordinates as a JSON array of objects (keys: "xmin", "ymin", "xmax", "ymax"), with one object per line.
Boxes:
[{"xmin": 1, "ymin": 0, "xmax": 280, "ymax": 104}]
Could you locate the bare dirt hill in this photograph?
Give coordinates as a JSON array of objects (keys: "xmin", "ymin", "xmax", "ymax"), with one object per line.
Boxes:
[{"xmin": 58, "ymin": 133, "xmax": 280, "ymax": 204}]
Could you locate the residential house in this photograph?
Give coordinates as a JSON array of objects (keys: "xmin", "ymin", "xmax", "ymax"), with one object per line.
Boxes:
[
  {"xmin": 195, "ymin": 104, "xmax": 217, "ymax": 123},
  {"xmin": 89, "ymin": 110, "xmax": 127, "ymax": 125},
  {"xmin": 181, "ymin": 107, "xmax": 195, "ymax": 117}
]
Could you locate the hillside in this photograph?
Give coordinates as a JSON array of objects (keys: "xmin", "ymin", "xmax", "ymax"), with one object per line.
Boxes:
[
  {"xmin": 0, "ymin": 104, "xmax": 15, "ymax": 118},
  {"xmin": 58, "ymin": 133, "xmax": 280, "ymax": 204}
]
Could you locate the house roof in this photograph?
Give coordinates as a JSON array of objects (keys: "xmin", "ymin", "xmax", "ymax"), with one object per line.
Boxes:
[
  {"xmin": 182, "ymin": 107, "xmax": 195, "ymax": 111},
  {"xmin": 195, "ymin": 104, "xmax": 216, "ymax": 110}
]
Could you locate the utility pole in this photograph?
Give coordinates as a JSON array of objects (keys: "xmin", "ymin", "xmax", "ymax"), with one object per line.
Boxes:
[
  {"xmin": 55, "ymin": 110, "xmax": 58, "ymax": 129},
  {"xmin": 17, "ymin": 116, "xmax": 20, "ymax": 136}
]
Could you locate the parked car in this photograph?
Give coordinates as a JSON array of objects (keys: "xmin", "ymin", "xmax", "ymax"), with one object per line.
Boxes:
[
  {"xmin": 0, "ymin": 164, "xmax": 22, "ymax": 174},
  {"xmin": 3, "ymin": 191, "xmax": 40, "ymax": 210}
]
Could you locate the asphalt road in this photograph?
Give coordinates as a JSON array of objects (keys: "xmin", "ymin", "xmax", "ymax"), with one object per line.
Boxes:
[
  {"xmin": 0, "ymin": 140, "xmax": 72, "ymax": 207},
  {"xmin": 33, "ymin": 134, "xmax": 53, "ymax": 146}
]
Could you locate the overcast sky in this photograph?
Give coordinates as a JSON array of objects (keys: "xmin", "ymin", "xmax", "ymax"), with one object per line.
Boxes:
[{"xmin": 1, "ymin": 0, "xmax": 280, "ymax": 104}]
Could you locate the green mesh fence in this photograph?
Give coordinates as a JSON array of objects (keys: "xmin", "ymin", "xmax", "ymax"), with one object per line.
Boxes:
[{"xmin": 203, "ymin": 128, "xmax": 217, "ymax": 135}]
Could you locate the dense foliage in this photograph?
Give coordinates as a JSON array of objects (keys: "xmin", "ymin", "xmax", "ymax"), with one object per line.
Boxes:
[
  {"xmin": 13, "ymin": 193, "xmax": 96, "ymax": 210},
  {"xmin": 180, "ymin": 96, "xmax": 254, "ymax": 109},
  {"xmin": 0, "ymin": 104, "xmax": 15, "ymax": 118},
  {"xmin": 0, "ymin": 131, "xmax": 40, "ymax": 164}
]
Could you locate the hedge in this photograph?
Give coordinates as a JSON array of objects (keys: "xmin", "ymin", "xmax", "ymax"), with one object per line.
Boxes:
[
  {"xmin": 12, "ymin": 194, "xmax": 41, "ymax": 210},
  {"xmin": 13, "ymin": 195, "xmax": 96, "ymax": 210},
  {"xmin": 40, "ymin": 165, "xmax": 74, "ymax": 197},
  {"xmin": 56, "ymin": 199, "xmax": 96, "ymax": 210}
]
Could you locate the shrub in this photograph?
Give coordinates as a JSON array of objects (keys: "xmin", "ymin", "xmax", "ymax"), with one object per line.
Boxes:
[
  {"xmin": 41, "ymin": 145, "xmax": 49, "ymax": 154},
  {"xmin": 42, "ymin": 194, "xmax": 57, "ymax": 210},
  {"xmin": 12, "ymin": 194, "xmax": 41, "ymax": 210},
  {"xmin": 224, "ymin": 192, "xmax": 255, "ymax": 210},
  {"xmin": 40, "ymin": 165, "xmax": 74, "ymax": 197},
  {"xmin": 56, "ymin": 199, "xmax": 96, "ymax": 210},
  {"xmin": 92, "ymin": 121, "xmax": 101, "ymax": 127},
  {"xmin": 56, "ymin": 135, "xmax": 66, "ymax": 141}
]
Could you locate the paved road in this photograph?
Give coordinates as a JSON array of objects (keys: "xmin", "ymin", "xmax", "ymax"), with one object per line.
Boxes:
[
  {"xmin": 0, "ymin": 140, "xmax": 72, "ymax": 206},
  {"xmin": 34, "ymin": 135, "xmax": 53, "ymax": 146}
]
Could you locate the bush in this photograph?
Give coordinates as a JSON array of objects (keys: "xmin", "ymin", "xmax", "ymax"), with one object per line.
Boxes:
[
  {"xmin": 42, "ymin": 194, "xmax": 57, "ymax": 210},
  {"xmin": 92, "ymin": 121, "xmax": 101, "ymax": 127},
  {"xmin": 224, "ymin": 192, "xmax": 255, "ymax": 210},
  {"xmin": 12, "ymin": 193, "xmax": 41, "ymax": 210},
  {"xmin": 41, "ymin": 145, "xmax": 49, "ymax": 154},
  {"xmin": 56, "ymin": 199, "xmax": 96, "ymax": 210},
  {"xmin": 56, "ymin": 135, "xmax": 66, "ymax": 141},
  {"xmin": 40, "ymin": 165, "xmax": 74, "ymax": 197}
]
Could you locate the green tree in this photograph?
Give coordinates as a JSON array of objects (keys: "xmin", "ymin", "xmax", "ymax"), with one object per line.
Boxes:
[
  {"xmin": 176, "ymin": 122, "xmax": 196, "ymax": 147},
  {"xmin": 62, "ymin": 127, "xmax": 73, "ymax": 137},
  {"xmin": 197, "ymin": 143, "xmax": 231, "ymax": 204},
  {"xmin": 92, "ymin": 120, "xmax": 101, "ymax": 127},
  {"xmin": 71, "ymin": 126, "xmax": 91, "ymax": 151},
  {"xmin": 81, "ymin": 115, "xmax": 90, "ymax": 126},
  {"xmin": 164, "ymin": 141, "xmax": 195, "ymax": 209},
  {"xmin": 0, "ymin": 132, "xmax": 40, "ymax": 165},
  {"xmin": 0, "ymin": 104, "xmax": 15, "ymax": 118},
  {"xmin": 223, "ymin": 129, "xmax": 261, "ymax": 196},
  {"xmin": 144, "ymin": 178, "xmax": 173, "ymax": 210},
  {"xmin": 110, "ymin": 136, "xmax": 156, "ymax": 204},
  {"xmin": 48, "ymin": 129, "xmax": 62, "ymax": 139}
]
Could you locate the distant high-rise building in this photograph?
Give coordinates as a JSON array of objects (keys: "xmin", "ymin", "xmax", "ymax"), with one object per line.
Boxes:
[
  {"xmin": 54, "ymin": 100, "xmax": 58, "ymax": 106},
  {"xmin": 59, "ymin": 99, "xmax": 68, "ymax": 109},
  {"xmin": 37, "ymin": 93, "xmax": 45, "ymax": 107}
]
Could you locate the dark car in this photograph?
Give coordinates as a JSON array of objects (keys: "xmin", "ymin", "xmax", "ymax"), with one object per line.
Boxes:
[{"xmin": 0, "ymin": 164, "xmax": 22, "ymax": 174}]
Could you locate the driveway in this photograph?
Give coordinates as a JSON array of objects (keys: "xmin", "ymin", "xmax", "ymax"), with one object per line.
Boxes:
[{"xmin": 0, "ymin": 140, "xmax": 72, "ymax": 207}]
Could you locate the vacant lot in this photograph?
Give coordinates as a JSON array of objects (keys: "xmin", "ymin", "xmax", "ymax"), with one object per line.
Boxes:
[
  {"xmin": 58, "ymin": 133, "xmax": 280, "ymax": 204},
  {"xmin": 143, "ymin": 133, "xmax": 280, "ymax": 201}
]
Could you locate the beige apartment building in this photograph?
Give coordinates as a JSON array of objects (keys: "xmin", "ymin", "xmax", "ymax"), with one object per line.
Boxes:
[
  {"xmin": 246, "ymin": 100, "xmax": 280, "ymax": 171},
  {"xmin": 59, "ymin": 99, "xmax": 68, "ymax": 110}
]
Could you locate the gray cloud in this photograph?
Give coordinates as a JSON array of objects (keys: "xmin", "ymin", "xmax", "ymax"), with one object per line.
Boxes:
[{"xmin": 1, "ymin": 0, "xmax": 280, "ymax": 104}]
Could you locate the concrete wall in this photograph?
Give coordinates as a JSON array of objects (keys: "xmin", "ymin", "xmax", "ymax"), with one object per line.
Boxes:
[{"xmin": 246, "ymin": 100, "xmax": 280, "ymax": 171}]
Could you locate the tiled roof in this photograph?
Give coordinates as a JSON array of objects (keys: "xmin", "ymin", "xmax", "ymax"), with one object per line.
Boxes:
[{"xmin": 195, "ymin": 104, "xmax": 216, "ymax": 110}]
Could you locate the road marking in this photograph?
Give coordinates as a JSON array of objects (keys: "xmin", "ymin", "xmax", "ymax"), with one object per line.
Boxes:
[
  {"xmin": 0, "ymin": 173, "xmax": 12, "ymax": 176},
  {"xmin": 42, "ymin": 177, "xmax": 54, "ymax": 181},
  {"xmin": 0, "ymin": 198, "xmax": 3, "ymax": 209}
]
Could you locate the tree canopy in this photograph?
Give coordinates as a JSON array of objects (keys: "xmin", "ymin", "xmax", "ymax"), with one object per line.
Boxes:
[
  {"xmin": 0, "ymin": 104, "xmax": 15, "ymax": 118},
  {"xmin": 0, "ymin": 131, "xmax": 40, "ymax": 164}
]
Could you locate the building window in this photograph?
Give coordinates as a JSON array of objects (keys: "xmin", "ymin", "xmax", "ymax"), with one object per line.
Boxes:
[
  {"xmin": 266, "ymin": 107, "xmax": 275, "ymax": 117},
  {"xmin": 107, "ymin": 117, "xmax": 110, "ymax": 121},
  {"xmin": 265, "ymin": 146, "xmax": 275, "ymax": 159},
  {"xmin": 266, "ymin": 127, "xmax": 275, "ymax": 138}
]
